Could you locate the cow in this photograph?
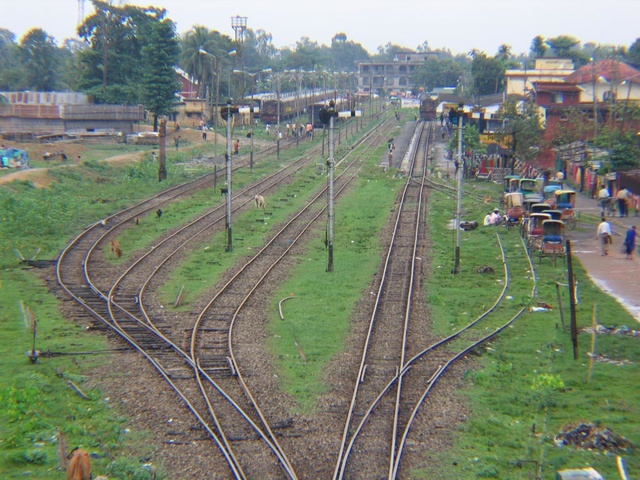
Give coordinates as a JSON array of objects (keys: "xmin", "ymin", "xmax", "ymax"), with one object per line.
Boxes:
[
  {"xmin": 109, "ymin": 239, "xmax": 122, "ymax": 258},
  {"xmin": 254, "ymin": 194, "xmax": 266, "ymax": 210},
  {"xmin": 67, "ymin": 448, "xmax": 91, "ymax": 480}
]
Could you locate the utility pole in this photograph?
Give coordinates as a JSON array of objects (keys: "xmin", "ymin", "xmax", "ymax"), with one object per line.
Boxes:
[
  {"xmin": 221, "ymin": 100, "xmax": 238, "ymax": 252},
  {"xmin": 320, "ymin": 102, "xmax": 361, "ymax": 272},
  {"xmin": 158, "ymin": 118, "xmax": 167, "ymax": 181},
  {"xmin": 453, "ymin": 104, "xmax": 464, "ymax": 274}
]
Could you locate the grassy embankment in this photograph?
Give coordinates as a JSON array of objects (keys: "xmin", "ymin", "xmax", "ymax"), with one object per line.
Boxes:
[{"xmin": 0, "ymin": 118, "xmax": 366, "ymax": 478}]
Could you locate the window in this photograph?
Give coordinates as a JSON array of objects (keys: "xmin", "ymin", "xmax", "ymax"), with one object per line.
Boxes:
[{"xmin": 550, "ymin": 92, "xmax": 564, "ymax": 104}]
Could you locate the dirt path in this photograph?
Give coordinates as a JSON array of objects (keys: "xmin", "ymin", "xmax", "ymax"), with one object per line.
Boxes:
[{"xmin": 0, "ymin": 127, "xmax": 211, "ymax": 188}]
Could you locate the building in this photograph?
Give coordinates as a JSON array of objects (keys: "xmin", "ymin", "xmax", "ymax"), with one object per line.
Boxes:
[
  {"xmin": 530, "ymin": 59, "xmax": 640, "ymax": 169},
  {"xmin": 356, "ymin": 51, "xmax": 438, "ymax": 95},
  {"xmin": 505, "ymin": 58, "xmax": 575, "ymax": 96}
]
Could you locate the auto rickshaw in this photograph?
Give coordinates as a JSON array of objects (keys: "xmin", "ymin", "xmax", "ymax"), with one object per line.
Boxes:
[
  {"xmin": 504, "ymin": 192, "xmax": 524, "ymax": 228},
  {"xmin": 539, "ymin": 219, "xmax": 565, "ymax": 266},
  {"xmin": 523, "ymin": 212, "xmax": 552, "ymax": 248},
  {"xmin": 554, "ymin": 189, "xmax": 577, "ymax": 229}
]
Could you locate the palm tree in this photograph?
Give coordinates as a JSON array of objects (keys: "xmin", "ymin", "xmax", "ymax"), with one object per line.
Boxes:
[{"xmin": 180, "ymin": 26, "xmax": 224, "ymax": 98}]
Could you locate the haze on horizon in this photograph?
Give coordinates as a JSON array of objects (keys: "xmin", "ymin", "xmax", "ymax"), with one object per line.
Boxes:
[{"xmin": 4, "ymin": 0, "xmax": 639, "ymax": 57}]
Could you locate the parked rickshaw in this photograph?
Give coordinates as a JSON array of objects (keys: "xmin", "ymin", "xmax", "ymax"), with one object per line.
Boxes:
[
  {"xmin": 540, "ymin": 219, "xmax": 565, "ymax": 266},
  {"xmin": 519, "ymin": 178, "xmax": 539, "ymax": 199},
  {"xmin": 531, "ymin": 203, "xmax": 552, "ymax": 215},
  {"xmin": 504, "ymin": 175, "xmax": 521, "ymax": 193},
  {"xmin": 542, "ymin": 184, "xmax": 562, "ymax": 207},
  {"xmin": 504, "ymin": 192, "xmax": 524, "ymax": 228},
  {"xmin": 554, "ymin": 189, "xmax": 577, "ymax": 229},
  {"xmin": 542, "ymin": 209, "xmax": 563, "ymax": 221},
  {"xmin": 523, "ymin": 212, "xmax": 552, "ymax": 249}
]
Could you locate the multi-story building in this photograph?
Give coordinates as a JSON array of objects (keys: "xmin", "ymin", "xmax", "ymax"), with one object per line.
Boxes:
[{"xmin": 356, "ymin": 51, "xmax": 437, "ymax": 95}]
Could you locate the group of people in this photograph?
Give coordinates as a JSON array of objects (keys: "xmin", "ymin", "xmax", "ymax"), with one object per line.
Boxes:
[
  {"xmin": 598, "ymin": 185, "xmax": 635, "ymax": 217},
  {"xmin": 597, "ymin": 216, "xmax": 637, "ymax": 259},
  {"xmin": 483, "ymin": 209, "xmax": 503, "ymax": 226}
]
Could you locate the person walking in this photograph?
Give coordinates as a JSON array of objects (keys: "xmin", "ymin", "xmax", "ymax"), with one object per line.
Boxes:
[
  {"xmin": 233, "ymin": 139, "xmax": 240, "ymax": 155},
  {"xmin": 616, "ymin": 187, "xmax": 630, "ymax": 217},
  {"xmin": 623, "ymin": 225, "xmax": 637, "ymax": 260},
  {"xmin": 598, "ymin": 185, "xmax": 611, "ymax": 214},
  {"xmin": 597, "ymin": 216, "xmax": 613, "ymax": 256}
]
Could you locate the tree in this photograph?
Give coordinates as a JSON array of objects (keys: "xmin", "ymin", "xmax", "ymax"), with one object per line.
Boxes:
[
  {"xmin": 494, "ymin": 97, "xmax": 543, "ymax": 164},
  {"xmin": 18, "ymin": 28, "xmax": 59, "ymax": 91},
  {"xmin": 330, "ymin": 33, "xmax": 369, "ymax": 72},
  {"xmin": 141, "ymin": 18, "xmax": 180, "ymax": 131},
  {"xmin": 414, "ymin": 57, "xmax": 466, "ymax": 91},
  {"xmin": 78, "ymin": 0, "xmax": 167, "ymax": 104},
  {"xmin": 180, "ymin": 26, "xmax": 230, "ymax": 99},
  {"xmin": 471, "ymin": 52, "xmax": 505, "ymax": 95},
  {"xmin": 0, "ymin": 29, "xmax": 20, "ymax": 90},
  {"xmin": 530, "ymin": 36, "xmax": 547, "ymax": 58},
  {"xmin": 545, "ymin": 35, "xmax": 580, "ymax": 57},
  {"xmin": 626, "ymin": 38, "xmax": 640, "ymax": 68},
  {"xmin": 496, "ymin": 44, "xmax": 512, "ymax": 61}
]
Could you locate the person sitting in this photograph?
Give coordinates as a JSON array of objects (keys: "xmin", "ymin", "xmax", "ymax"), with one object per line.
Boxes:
[
  {"xmin": 484, "ymin": 212, "xmax": 493, "ymax": 226},
  {"xmin": 489, "ymin": 209, "xmax": 502, "ymax": 225}
]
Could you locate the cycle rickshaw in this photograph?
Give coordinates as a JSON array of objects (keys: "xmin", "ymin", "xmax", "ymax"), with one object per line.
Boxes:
[
  {"xmin": 554, "ymin": 189, "xmax": 577, "ymax": 229},
  {"xmin": 539, "ymin": 219, "xmax": 565, "ymax": 266}
]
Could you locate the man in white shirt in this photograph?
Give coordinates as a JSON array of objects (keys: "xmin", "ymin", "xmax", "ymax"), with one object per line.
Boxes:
[
  {"xmin": 598, "ymin": 186, "xmax": 610, "ymax": 213},
  {"xmin": 596, "ymin": 216, "xmax": 612, "ymax": 255}
]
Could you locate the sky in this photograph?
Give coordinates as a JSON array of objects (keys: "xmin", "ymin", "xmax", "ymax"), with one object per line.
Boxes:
[{"xmin": 4, "ymin": 0, "xmax": 639, "ymax": 56}]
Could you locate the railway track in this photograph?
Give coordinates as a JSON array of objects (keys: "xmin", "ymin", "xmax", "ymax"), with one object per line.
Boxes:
[
  {"xmin": 332, "ymin": 121, "xmax": 538, "ymax": 479},
  {"xmin": 56, "ymin": 117, "xmax": 398, "ymax": 478}
]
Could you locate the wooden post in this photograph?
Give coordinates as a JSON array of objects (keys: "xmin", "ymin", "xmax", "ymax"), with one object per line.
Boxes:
[
  {"xmin": 158, "ymin": 118, "xmax": 167, "ymax": 181},
  {"xmin": 566, "ymin": 240, "xmax": 578, "ymax": 360}
]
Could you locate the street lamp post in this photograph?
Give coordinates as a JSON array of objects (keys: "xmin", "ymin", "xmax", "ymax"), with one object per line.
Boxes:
[
  {"xmin": 221, "ymin": 99, "xmax": 237, "ymax": 252},
  {"xmin": 234, "ymin": 69, "xmax": 266, "ymax": 172},
  {"xmin": 199, "ymin": 48, "xmax": 219, "ymax": 156}
]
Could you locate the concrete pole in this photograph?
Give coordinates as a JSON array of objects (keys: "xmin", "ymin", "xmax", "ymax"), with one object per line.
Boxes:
[
  {"xmin": 453, "ymin": 112, "xmax": 463, "ymax": 274},
  {"xmin": 225, "ymin": 101, "xmax": 233, "ymax": 252},
  {"xmin": 327, "ymin": 114, "xmax": 335, "ymax": 272}
]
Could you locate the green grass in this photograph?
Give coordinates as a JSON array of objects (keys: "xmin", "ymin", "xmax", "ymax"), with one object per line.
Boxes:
[
  {"xmin": 410, "ymin": 178, "xmax": 640, "ymax": 480},
  {"xmin": 0, "ymin": 123, "xmax": 356, "ymax": 478},
  {"xmin": 266, "ymin": 163, "xmax": 401, "ymax": 411}
]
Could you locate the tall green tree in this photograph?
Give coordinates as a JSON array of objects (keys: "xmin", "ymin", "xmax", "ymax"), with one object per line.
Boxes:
[
  {"xmin": 530, "ymin": 36, "xmax": 547, "ymax": 58},
  {"xmin": 545, "ymin": 35, "xmax": 580, "ymax": 58},
  {"xmin": 77, "ymin": 0, "xmax": 167, "ymax": 104},
  {"xmin": 494, "ymin": 97, "xmax": 543, "ymax": 163},
  {"xmin": 471, "ymin": 52, "xmax": 504, "ymax": 95},
  {"xmin": 330, "ymin": 33, "xmax": 369, "ymax": 71},
  {"xmin": 625, "ymin": 38, "xmax": 640, "ymax": 68},
  {"xmin": 0, "ymin": 29, "xmax": 20, "ymax": 90},
  {"xmin": 180, "ymin": 26, "xmax": 230, "ymax": 99},
  {"xmin": 18, "ymin": 28, "xmax": 59, "ymax": 91},
  {"xmin": 141, "ymin": 19, "xmax": 180, "ymax": 131},
  {"xmin": 414, "ymin": 57, "xmax": 466, "ymax": 91}
]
